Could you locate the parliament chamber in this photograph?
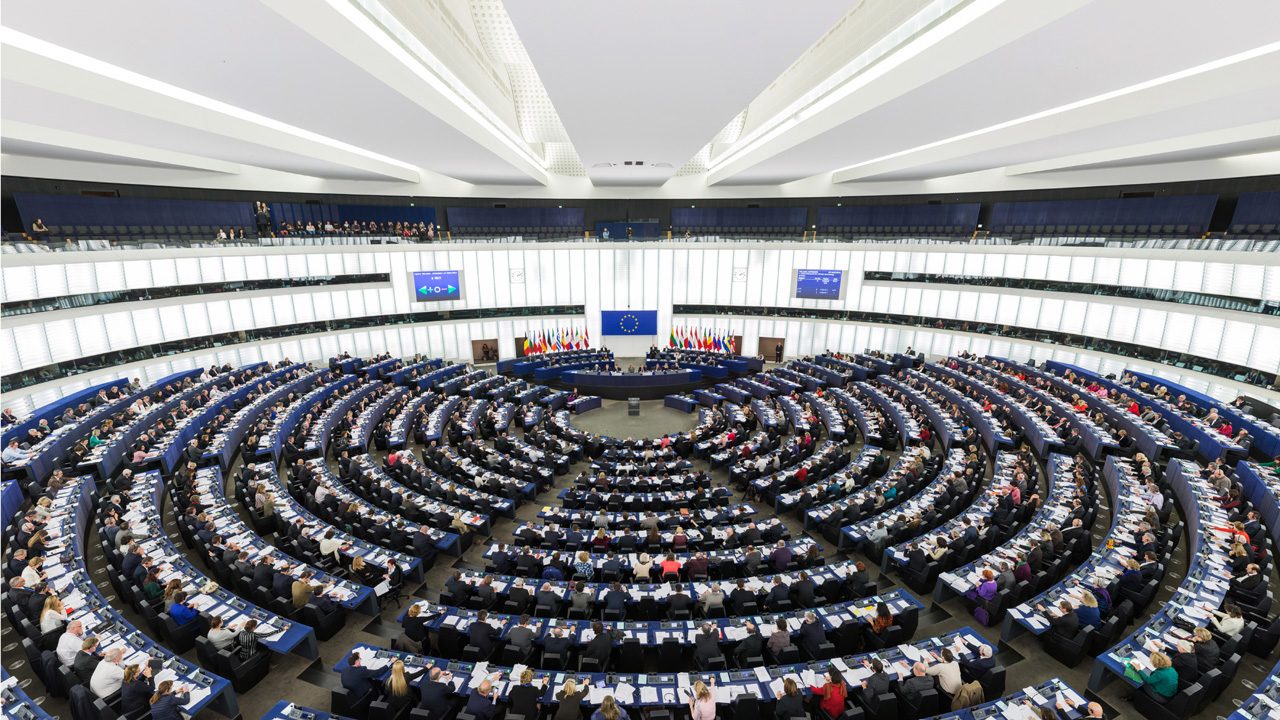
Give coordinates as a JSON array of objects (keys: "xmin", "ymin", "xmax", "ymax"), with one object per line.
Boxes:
[{"xmin": 2, "ymin": 3, "xmax": 1280, "ymax": 720}]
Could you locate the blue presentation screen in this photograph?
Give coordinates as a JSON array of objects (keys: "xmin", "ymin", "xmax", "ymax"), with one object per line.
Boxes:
[
  {"xmin": 601, "ymin": 310, "xmax": 659, "ymax": 335},
  {"xmin": 795, "ymin": 269, "xmax": 844, "ymax": 300},
  {"xmin": 411, "ymin": 270, "xmax": 461, "ymax": 301}
]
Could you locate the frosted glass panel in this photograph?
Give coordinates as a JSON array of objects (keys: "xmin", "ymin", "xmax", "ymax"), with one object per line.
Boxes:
[
  {"xmin": 1161, "ymin": 312, "xmax": 1193, "ymax": 352},
  {"xmin": 13, "ymin": 325, "xmax": 51, "ymax": 369},
  {"xmin": 74, "ymin": 316, "xmax": 109, "ymax": 356},
  {"xmin": 1133, "ymin": 308, "xmax": 1167, "ymax": 347},
  {"xmin": 1189, "ymin": 316, "xmax": 1223, "ymax": 358},
  {"xmin": 44, "ymin": 320, "xmax": 78, "ymax": 361}
]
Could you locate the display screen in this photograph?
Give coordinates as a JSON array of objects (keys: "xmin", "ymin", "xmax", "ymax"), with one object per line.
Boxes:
[
  {"xmin": 410, "ymin": 271, "xmax": 461, "ymax": 302},
  {"xmin": 795, "ymin": 269, "xmax": 844, "ymax": 299}
]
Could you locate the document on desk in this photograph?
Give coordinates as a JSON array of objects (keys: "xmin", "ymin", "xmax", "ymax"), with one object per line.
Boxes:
[
  {"xmin": 184, "ymin": 685, "xmax": 213, "ymax": 709},
  {"xmin": 753, "ymin": 666, "xmax": 771, "ymax": 682},
  {"xmin": 640, "ymin": 687, "xmax": 659, "ymax": 705},
  {"xmin": 615, "ymin": 682, "xmax": 636, "ymax": 705},
  {"xmin": 588, "ymin": 686, "xmax": 612, "ymax": 705}
]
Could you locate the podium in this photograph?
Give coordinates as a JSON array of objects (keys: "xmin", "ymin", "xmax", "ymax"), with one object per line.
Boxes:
[{"xmin": 628, "ymin": 398, "xmax": 640, "ymax": 416}]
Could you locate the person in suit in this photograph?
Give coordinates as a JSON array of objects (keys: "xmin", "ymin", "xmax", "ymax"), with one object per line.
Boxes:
[
  {"xmin": 1037, "ymin": 600, "xmax": 1080, "ymax": 641},
  {"xmin": 1191, "ymin": 627, "xmax": 1220, "ymax": 672},
  {"xmin": 905, "ymin": 543, "xmax": 929, "ymax": 574},
  {"xmin": 569, "ymin": 582, "xmax": 593, "ymax": 615},
  {"xmin": 797, "ymin": 612, "xmax": 826, "ymax": 657},
  {"xmin": 417, "ymin": 666, "xmax": 455, "ymax": 712},
  {"xmin": 506, "ymin": 614, "xmax": 537, "ymax": 656},
  {"xmin": 765, "ymin": 577, "xmax": 790, "ymax": 610},
  {"xmin": 581, "ymin": 621, "xmax": 614, "ymax": 667},
  {"xmin": 468, "ymin": 611, "xmax": 499, "ymax": 657},
  {"xmin": 603, "ymin": 582, "xmax": 630, "ymax": 618},
  {"xmin": 959, "ymin": 644, "xmax": 995, "ymax": 683},
  {"xmin": 507, "ymin": 668, "xmax": 549, "ymax": 719},
  {"xmin": 774, "ymin": 677, "xmax": 805, "ymax": 719},
  {"xmin": 693, "ymin": 623, "xmax": 722, "ymax": 667},
  {"xmin": 148, "ymin": 680, "xmax": 190, "ymax": 720},
  {"xmin": 769, "ymin": 540, "xmax": 793, "ymax": 572},
  {"xmin": 734, "ymin": 620, "xmax": 763, "ymax": 666},
  {"xmin": 899, "ymin": 662, "xmax": 935, "ymax": 706},
  {"xmin": 729, "ymin": 579, "xmax": 756, "ymax": 614},
  {"xmin": 1230, "ymin": 563, "xmax": 1264, "ymax": 599},
  {"xmin": 542, "ymin": 625, "xmax": 572, "ymax": 662},
  {"xmin": 340, "ymin": 651, "xmax": 380, "ymax": 699},
  {"xmin": 71, "ymin": 635, "xmax": 102, "ymax": 684},
  {"xmin": 120, "ymin": 663, "xmax": 155, "ymax": 718},
  {"xmin": 465, "ymin": 677, "xmax": 500, "ymax": 720},
  {"xmin": 669, "ymin": 583, "xmax": 694, "ymax": 618},
  {"xmin": 793, "ymin": 572, "xmax": 817, "ymax": 608},
  {"xmin": 859, "ymin": 658, "xmax": 893, "ymax": 702}
]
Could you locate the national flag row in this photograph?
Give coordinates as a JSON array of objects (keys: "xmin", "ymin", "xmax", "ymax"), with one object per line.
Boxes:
[
  {"xmin": 668, "ymin": 326, "xmax": 736, "ymax": 353},
  {"xmin": 522, "ymin": 327, "xmax": 590, "ymax": 355}
]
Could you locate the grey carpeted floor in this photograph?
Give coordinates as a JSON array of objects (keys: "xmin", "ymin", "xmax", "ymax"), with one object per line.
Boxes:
[{"xmin": 4, "ymin": 398, "xmax": 1276, "ymax": 720}]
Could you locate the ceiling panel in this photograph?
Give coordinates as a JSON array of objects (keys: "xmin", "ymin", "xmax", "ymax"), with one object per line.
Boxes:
[
  {"xmin": 721, "ymin": 0, "xmax": 1280, "ymax": 185},
  {"xmin": 506, "ymin": 0, "xmax": 849, "ymax": 185}
]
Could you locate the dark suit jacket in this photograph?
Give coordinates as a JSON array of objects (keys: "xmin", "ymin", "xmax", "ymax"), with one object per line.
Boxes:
[
  {"xmin": 468, "ymin": 621, "xmax": 497, "ymax": 654},
  {"xmin": 341, "ymin": 665, "xmax": 379, "ymax": 697},
  {"xmin": 418, "ymin": 680, "xmax": 453, "ymax": 710}
]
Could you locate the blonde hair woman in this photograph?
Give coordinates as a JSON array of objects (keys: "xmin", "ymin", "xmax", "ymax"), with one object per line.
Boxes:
[
  {"xmin": 382, "ymin": 660, "xmax": 414, "ymax": 711},
  {"xmin": 1131, "ymin": 651, "xmax": 1177, "ymax": 700},
  {"xmin": 39, "ymin": 594, "xmax": 66, "ymax": 633},
  {"xmin": 688, "ymin": 679, "xmax": 716, "ymax": 720},
  {"xmin": 555, "ymin": 678, "xmax": 590, "ymax": 720}
]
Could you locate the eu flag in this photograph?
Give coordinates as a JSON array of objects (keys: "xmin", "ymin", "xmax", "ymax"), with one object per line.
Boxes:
[{"xmin": 601, "ymin": 310, "xmax": 658, "ymax": 335}]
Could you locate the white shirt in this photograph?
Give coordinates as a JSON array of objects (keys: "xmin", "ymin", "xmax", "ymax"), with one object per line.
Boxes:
[
  {"xmin": 90, "ymin": 661, "xmax": 125, "ymax": 698},
  {"xmin": 56, "ymin": 631, "xmax": 82, "ymax": 666},
  {"xmin": 319, "ymin": 537, "xmax": 343, "ymax": 558},
  {"xmin": 3, "ymin": 446, "xmax": 29, "ymax": 463},
  {"xmin": 40, "ymin": 608, "xmax": 66, "ymax": 633},
  {"xmin": 21, "ymin": 566, "xmax": 41, "ymax": 586}
]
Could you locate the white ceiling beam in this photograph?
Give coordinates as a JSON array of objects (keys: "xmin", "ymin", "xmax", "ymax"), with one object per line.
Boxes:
[
  {"xmin": 261, "ymin": 0, "xmax": 550, "ymax": 186},
  {"xmin": 1, "ymin": 120, "xmax": 243, "ymax": 174},
  {"xmin": 706, "ymin": 0, "xmax": 1093, "ymax": 185},
  {"xmin": 1003, "ymin": 120, "xmax": 1280, "ymax": 175},
  {"xmin": 834, "ymin": 42, "xmax": 1280, "ymax": 182},
  {"xmin": 0, "ymin": 29, "xmax": 423, "ymax": 183}
]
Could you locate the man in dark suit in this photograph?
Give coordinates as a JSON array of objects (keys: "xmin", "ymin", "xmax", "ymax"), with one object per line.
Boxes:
[
  {"xmin": 859, "ymin": 659, "xmax": 893, "ymax": 702},
  {"xmin": 1040, "ymin": 600, "xmax": 1079, "ymax": 641},
  {"xmin": 899, "ymin": 663, "xmax": 935, "ymax": 706},
  {"xmin": 734, "ymin": 620, "xmax": 763, "ymax": 667},
  {"xmin": 769, "ymin": 541, "xmax": 793, "ymax": 573},
  {"xmin": 729, "ymin": 579, "xmax": 756, "ymax": 614},
  {"xmin": 668, "ymin": 583, "xmax": 694, "ymax": 618},
  {"xmin": 765, "ymin": 577, "xmax": 790, "ymax": 610},
  {"xmin": 692, "ymin": 623, "xmax": 722, "ymax": 668},
  {"xmin": 1138, "ymin": 552, "xmax": 1159, "ymax": 580},
  {"xmin": 602, "ymin": 582, "xmax": 630, "ymax": 618},
  {"xmin": 1230, "ymin": 563, "xmax": 1264, "ymax": 599},
  {"xmin": 959, "ymin": 645, "xmax": 995, "ymax": 683},
  {"xmin": 468, "ymin": 611, "xmax": 499, "ymax": 657},
  {"xmin": 535, "ymin": 582, "xmax": 560, "ymax": 614},
  {"xmin": 271, "ymin": 567, "xmax": 294, "ymax": 599},
  {"xmin": 489, "ymin": 544, "xmax": 514, "ymax": 575},
  {"xmin": 796, "ymin": 612, "xmax": 826, "ymax": 657},
  {"xmin": 340, "ymin": 651, "xmax": 380, "ymax": 698},
  {"xmin": 581, "ymin": 621, "xmax": 614, "ymax": 667},
  {"xmin": 542, "ymin": 625, "xmax": 571, "ymax": 661},
  {"xmin": 413, "ymin": 526, "xmax": 437, "ymax": 558},
  {"xmin": 793, "ymin": 572, "xmax": 817, "ymax": 608},
  {"xmin": 418, "ymin": 666, "xmax": 455, "ymax": 712},
  {"xmin": 905, "ymin": 544, "xmax": 929, "ymax": 574}
]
